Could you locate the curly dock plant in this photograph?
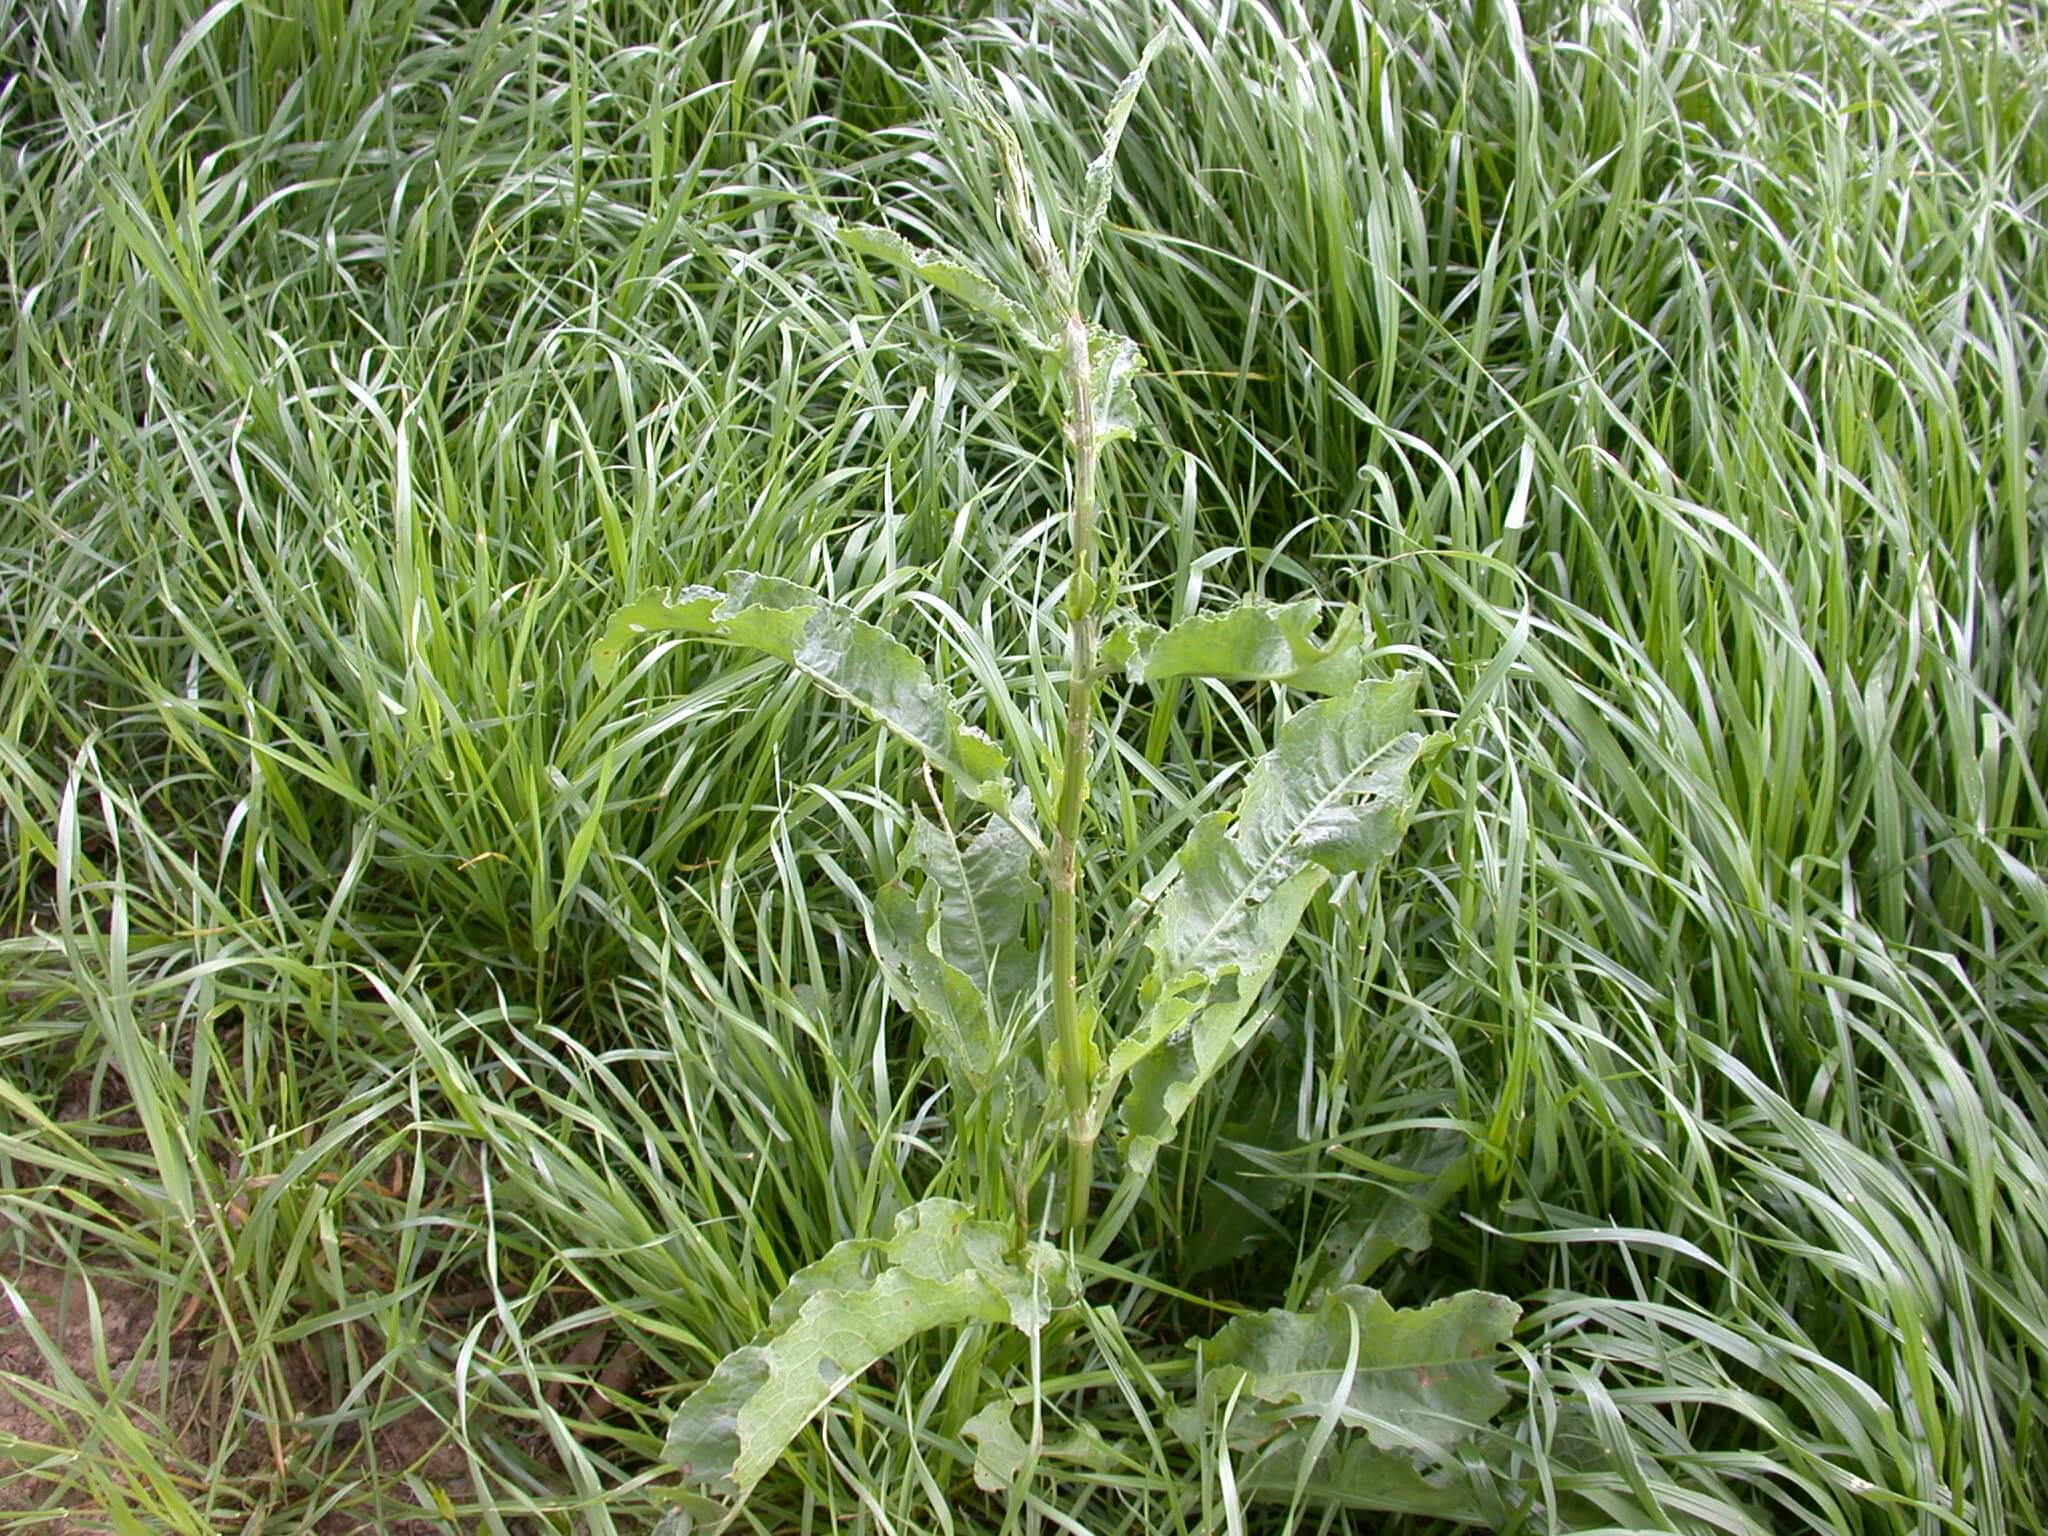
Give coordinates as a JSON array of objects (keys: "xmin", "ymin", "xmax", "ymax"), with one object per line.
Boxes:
[{"xmin": 594, "ymin": 40, "xmax": 1517, "ymax": 1529}]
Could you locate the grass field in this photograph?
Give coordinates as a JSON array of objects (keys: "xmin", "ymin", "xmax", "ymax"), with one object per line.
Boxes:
[{"xmin": 2, "ymin": 0, "xmax": 2045, "ymax": 1531}]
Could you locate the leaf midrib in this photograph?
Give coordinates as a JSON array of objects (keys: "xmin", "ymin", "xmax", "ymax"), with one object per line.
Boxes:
[{"xmin": 1174, "ymin": 724, "xmax": 1415, "ymax": 978}]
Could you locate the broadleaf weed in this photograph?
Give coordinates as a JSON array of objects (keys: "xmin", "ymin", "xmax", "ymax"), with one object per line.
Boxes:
[{"xmin": 595, "ymin": 40, "xmax": 1516, "ymax": 1526}]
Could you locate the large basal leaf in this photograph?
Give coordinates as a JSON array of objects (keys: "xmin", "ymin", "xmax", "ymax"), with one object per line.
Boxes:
[
  {"xmin": 666, "ymin": 1200, "xmax": 1072, "ymax": 1506},
  {"xmin": 1202, "ymin": 1286, "xmax": 1519, "ymax": 1454},
  {"xmin": 1214, "ymin": 1431, "xmax": 1511, "ymax": 1524},
  {"xmin": 1183, "ymin": 1286, "xmax": 1520, "ymax": 1523},
  {"xmin": 1112, "ymin": 598, "xmax": 1364, "ymax": 695},
  {"xmin": 1102, "ymin": 675, "xmax": 1429, "ymax": 1173},
  {"xmin": 591, "ymin": 573, "xmax": 1015, "ymax": 814}
]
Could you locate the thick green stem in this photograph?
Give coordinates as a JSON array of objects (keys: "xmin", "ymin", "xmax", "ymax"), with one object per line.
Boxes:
[{"xmin": 1051, "ymin": 315, "xmax": 1100, "ymax": 1237}]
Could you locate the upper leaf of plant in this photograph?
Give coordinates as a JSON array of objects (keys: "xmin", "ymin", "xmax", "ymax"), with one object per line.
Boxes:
[
  {"xmin": 1112, "ymin": 597, "xmax": 1365, "ymax": 695},
  {"xmin": 835, "ymin": 220, "xmax": 1040, "ymax": 344},
  {"xmin": 910, "ymin": 810, "xmax": 1041, "ymax": 990},
  {"xmin": 932, "ymin": 56, "xmax": 1067, "ymax": 300},
  {"xmin": 1102, "ymin": 673, "xmax": 1431, "ymax": 1172},
  {"xmin": 591, "ymin": 574, "xmax": 1018, "ymax": 816},
  {"xmin": 665, "ymin": 1199, "xmax": 1073, "ymax": 1507},
  {"xmin": 1084, "ymin": 325, "xmax": 1145, "ymax": 449},
  {"xmin": 870, "ymin": 810, "xmax": 1043, "ymax": 1091},
  {"xmin": 1071, "ymin": 29, "xmax": 1176, "ymax": 294},
  {"xmin": 871, "ymin": 882, "xmax": 1005, "ymax": 1090}
]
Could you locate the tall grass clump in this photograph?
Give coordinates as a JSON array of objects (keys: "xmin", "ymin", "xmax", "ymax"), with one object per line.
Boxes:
[{"xmin": 0, "ymin": 1, "xmax": 2043, "ymax": 1533}]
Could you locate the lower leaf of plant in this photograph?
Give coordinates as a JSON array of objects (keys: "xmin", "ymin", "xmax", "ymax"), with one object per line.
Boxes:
[
  {"xmin": 1186, "ymin": 1286, "xmax": 1521, "ymax": 1520},
  {"xmin": 665, "ymin": 1199, "xmax": 1072, "ymax": 1504}
]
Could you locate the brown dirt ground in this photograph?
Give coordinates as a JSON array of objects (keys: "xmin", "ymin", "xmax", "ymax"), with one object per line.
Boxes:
[
  {"xmin": 0, "ymin": 1066, "xmax": 476, "ymax": 1533},
  {"xmin": 0, "ymin": 1247, "xmax": 477, "ymax": 1534}
]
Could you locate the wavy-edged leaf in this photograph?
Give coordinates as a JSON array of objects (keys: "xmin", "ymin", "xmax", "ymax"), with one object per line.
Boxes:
[
  {"xmin": 1111, "ymin": 857, "xmax": 1324, "ymax": 1175},
  {"xmin": 1183, "ymin": 1286, "xmax": 1520, "ymax": 1522},
  {"xmin": 872, "ymin": 812, "xmax": 1042, "ymax": 1092},
  {"xmin": 666, "ymin": 1200, "xmax": 1072, "ymax": 1505},
  {"xmin": 1314, "ymin": 1130, "xmax": 1473, "ymax": 1295},
  {"xmin": 1072, "ymin": 30, "xmax": 1175, "ymax": 289},
  {"xmin": 1202, "ymin": 1286, "xmax": 1519, "ymax": 1453},
  {"xmin": 909, "ymin": 811, "xmax": 1039, "ymax": 990},
  {"xmin": 1117, "ymin": 599, "xmax": 1364, "ymax": 695},
  {"xmin": 1086, "ymin": 325, "xmax": 1144, "ymax": 447},
  {"xmin": 836, "ymin": 220, "xmax": 1037, "ymax": 339},
  {"xmin": 1102, "ymin": 675, "xmax": 1429, "ymax": 1172},
  {"xmin": 591, "ymin": 573, "xmax": 1015, "ymax": 814},
  {"xmin": 871, "ymin": 883, "xmax": 999, "ymax": 1089},
  {"xmin": 1211, "ymin": 1433, "xmax": 1510, "ymax": 1524},
  {"xmin": 961, "ymin": 1401, "xmax": 1116, "ymax": 1493},
  {"xmin": 962, "ymin": 1401, "xmax": 1030, "ymax": 1493}
]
